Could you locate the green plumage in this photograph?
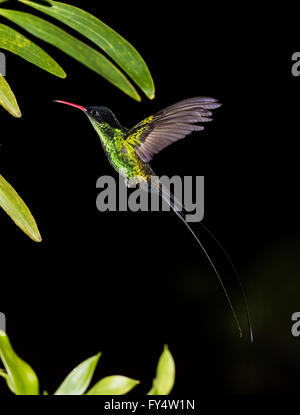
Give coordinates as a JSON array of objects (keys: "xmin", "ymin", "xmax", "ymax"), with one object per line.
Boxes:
[{"xmin": 87, "ymin": 113, "xmax": 155, "ymax": 184}]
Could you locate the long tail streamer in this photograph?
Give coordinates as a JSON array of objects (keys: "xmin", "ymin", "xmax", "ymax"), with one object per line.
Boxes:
[{"xmin": 158, "ymin": 185, "xmax": 253, "ymax": 342}]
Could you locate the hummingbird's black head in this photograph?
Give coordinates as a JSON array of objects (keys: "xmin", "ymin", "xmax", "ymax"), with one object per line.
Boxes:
[
  {"xmin": 54, "ymin": 100, "xmax": 124, "ymax": 132},
  {"xmin": 85, "ymin": 106, "xmax": 121, "ymax": 129}
]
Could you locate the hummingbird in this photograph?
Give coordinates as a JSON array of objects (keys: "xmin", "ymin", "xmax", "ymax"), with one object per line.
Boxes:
[{"xmin": 55, "ymin": 97, "xmax": 253, "ymax": 341}]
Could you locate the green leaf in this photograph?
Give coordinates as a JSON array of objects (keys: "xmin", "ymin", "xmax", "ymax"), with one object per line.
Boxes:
[
  {"xmin": 87, "ymin": 376, "xmax": 139, "ymax": 395},
  {"xmin": 0, "ymin": 368, "xmax": 15, "ymax": 393},
  {"xmin": 55, "ymin": 353, "xmax": 101, "ymax": 395},
  {"xmin": 0, "ymin": 74, "xmax": 21, "ymax": 117},
  {"xmin": 0, "ymin": 330, "xmax": 39, "ymax": 395},
  {"xmin": 148, "ymin": 345, "xmax": 175, "ymax": 395},
  {"xmin": 0, "ymin": 23, "xmax": 65, "ymax": 78},
  {"xmin": 0, "ymin": 174, "xmax": 42, "ymax": 242},
  {"xmin": 0, "ymin": 10, "xmax": 140, "ymax": 101},
  {"xmin": 18, "ymin": 0, "xmax": 155, "ymax": 99}
]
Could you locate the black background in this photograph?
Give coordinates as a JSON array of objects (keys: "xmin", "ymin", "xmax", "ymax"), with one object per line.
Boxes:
[{"xmin": 0, "ymin": 1, "xmax": 299, "ymax": 396}]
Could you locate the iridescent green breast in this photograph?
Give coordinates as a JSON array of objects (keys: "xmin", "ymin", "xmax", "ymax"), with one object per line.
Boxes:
[{"xmin": 90, "ymin": 119, "xmax": 153, "ymax": 181}]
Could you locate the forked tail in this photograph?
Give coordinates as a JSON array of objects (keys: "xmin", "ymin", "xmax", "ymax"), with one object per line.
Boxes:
[{"xmin": 158, "ymin": 184, "xmax": 253, "ymax": 342}]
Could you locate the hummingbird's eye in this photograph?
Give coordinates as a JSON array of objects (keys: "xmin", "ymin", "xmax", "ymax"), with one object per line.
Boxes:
[{"xmin": 90, "ymin": 109, "xmax": 99, "ymax": 117}]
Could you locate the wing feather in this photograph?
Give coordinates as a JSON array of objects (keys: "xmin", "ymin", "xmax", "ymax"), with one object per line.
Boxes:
[{"xmin": 125, "ymin": 97, "xmax": 221, "ymax": 162}]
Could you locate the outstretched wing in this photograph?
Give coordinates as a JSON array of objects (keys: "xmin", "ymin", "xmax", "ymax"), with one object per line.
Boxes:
[{"xmin": 125, "ymin": 97, "xmax": 221, "ymax": 162}]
